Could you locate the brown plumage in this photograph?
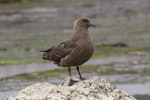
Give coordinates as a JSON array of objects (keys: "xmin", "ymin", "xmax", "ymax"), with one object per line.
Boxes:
[{"xmin": 41, "ymin": 17, "xmax": 95, "ymax": 79}]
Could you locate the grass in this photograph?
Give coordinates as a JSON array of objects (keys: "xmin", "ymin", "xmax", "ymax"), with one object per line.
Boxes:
[
  {"xmin": 99, "ymin": 67, "xmax": 137, "ymax": 75},
  {"xmin": 93, "ymin": 44, "xmax": 150, "ymax": 58},
  {"xmin": 134, "ymin": 95, "xmax": 150, "ymax": 100},
  {"xmin": 11, "ymin": 64, "xmax": 149, "ymax": 81},
  {"xmin": 0, "ymin": 41, "xmax": 150, "ymax": 66},
  {"xmin": 0, "ymin": 2, "xmax": 150, "ymax": 99},
  {"xmin": 0, "ymin": 15, "xmax": 150, "ymax": 65},
  {"xmin": 13, "ymin": 68, "xmax": 67, "ymax": 80},
  {"xmin": 0, "ymin": 0, "xmax": 37, "ymax": 7},
  {"xmin": 0, "ymin": 35, "xmax": 150, "ymax": 65},
  {"xmin": 0, "ymin": 32, "xmax": 70, "ymax": 65},
  {"xmin": 0, "ymin": 0, "xmax": 93, "ymax": 7},
  {"xmin": 0, "ymin": 59, "xmax": 43, "ymax": 66},
  {"xmin": 142, "ymin": 68, "xmax": 150, "ymax": 75}
]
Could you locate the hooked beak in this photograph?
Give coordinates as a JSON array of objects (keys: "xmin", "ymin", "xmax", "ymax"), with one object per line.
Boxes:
[{"xmin": 89, "ymin": 23, "xmax": 96, "ymax": 27}]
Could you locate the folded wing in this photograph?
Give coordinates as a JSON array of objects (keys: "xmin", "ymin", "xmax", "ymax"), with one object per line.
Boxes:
[{"xmin": 41, "ymin": 40, "xmax": 76, "ymax": 65}]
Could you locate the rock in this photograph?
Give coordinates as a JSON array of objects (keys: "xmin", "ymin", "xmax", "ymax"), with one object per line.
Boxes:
[{"xmin": 7, "ymin": 76, "xmax": 136, "ymax": 100}]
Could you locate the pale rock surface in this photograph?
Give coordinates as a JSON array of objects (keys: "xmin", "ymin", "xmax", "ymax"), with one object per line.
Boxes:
[{"xmin": 7, "ymin": 76, "xmax": 137, "ymax": 100}]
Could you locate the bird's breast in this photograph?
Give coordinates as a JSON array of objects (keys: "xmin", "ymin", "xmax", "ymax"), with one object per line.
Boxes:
[
  {"xmin": 74, "ymin": 39, "xmax": 94, "ymax": 64},
  {"xmin": 60, "ymin": 37, "xmax": 94, "ymax": 67}
]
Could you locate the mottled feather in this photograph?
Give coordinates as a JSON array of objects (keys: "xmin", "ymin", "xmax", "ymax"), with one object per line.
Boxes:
[{"xmin": 42, "ymin": 40, "xmax": 76, "ymax": 65}]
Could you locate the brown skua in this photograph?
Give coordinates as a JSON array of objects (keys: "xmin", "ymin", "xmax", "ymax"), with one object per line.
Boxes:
[{"xmin": 42, "ymin": 17, "xmax": 95, "ymax": 79}]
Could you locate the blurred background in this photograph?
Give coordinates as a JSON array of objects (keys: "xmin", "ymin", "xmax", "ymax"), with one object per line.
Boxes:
[{"xmin": 0, "ymin": 0, "xmax": 150, "ymax": 99}]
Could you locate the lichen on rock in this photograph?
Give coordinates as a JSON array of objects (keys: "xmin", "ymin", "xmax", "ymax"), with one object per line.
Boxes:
[{"xmin": 7, "ymin": 76, "xmax": 137, "ymax": 100}]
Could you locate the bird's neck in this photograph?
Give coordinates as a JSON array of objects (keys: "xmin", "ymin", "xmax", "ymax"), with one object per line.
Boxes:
[{"xmin": 74, "ymin": 27, "xmax": 89, "ymax": 38}]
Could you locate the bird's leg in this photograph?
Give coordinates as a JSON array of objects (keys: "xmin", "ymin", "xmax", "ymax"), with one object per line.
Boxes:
[
  {"xmin": 76, "ymin": 66, "xmax": 82, "ymax": 79},
  {"xmin": 68, "ymin": 66, "xmax": 71, "ymax": 77}
]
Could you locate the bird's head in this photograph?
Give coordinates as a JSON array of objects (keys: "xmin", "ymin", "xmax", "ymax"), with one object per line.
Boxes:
[{"xmin": 74, "ymin": 18, "xmax": 96, "ymax": 30}]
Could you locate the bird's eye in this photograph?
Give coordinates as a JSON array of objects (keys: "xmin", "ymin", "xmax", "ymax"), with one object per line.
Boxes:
[{"xmin": 82, "ymin": 19, "xmax": 88, "ymax": 22}]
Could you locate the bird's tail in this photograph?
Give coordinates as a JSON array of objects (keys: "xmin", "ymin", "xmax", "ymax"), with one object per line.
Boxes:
[
  {"xmin": 41, "ymin": 50, "xmax": 50, "ymax": 60},
  {"xmin": 41, "ymin": 48, "xmax": 53, "ymax": 60},
  {"xmin": 41, "ymin": 52, "xmax": 49, "ymax": 60},
  {"xmin": 41, "ymin": 47, "xmax": 53, "ymax": 52},
  {"xmin": 40, "ymin": 50, "xmax": 49, "ymax": 52}
]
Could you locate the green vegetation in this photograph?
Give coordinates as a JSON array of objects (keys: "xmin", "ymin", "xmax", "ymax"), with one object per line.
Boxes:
[
  {"xmin": 134, "ymin": 95, "xmax": 150, "ymax": 100},
  {"xmin": 0, "ymin": 1, "xmax": 150, "ymax": 100},
  {"xmin": 142, "ymin": 68, "xmax": 150, "ymax": 75},
  {"xmin": 93, "ymin": 44, "xmax": 150, "ymax": 58},
  {"xmin": 0, "ymin": 41, "xmax": 150, "ymax": 66},
  {"xmin": 0, "ymin": 0, "xmax": 37, "ymax": 6},
  {"xmin": 0, "ymin": 0, "xmax": 91, "ymax": 6},
  {"xmin": 0, "ymin": 32, "xmax": 70, "ymax": 65},
  {"xmin": 0, "ymin": 33, "xmax": 150, "ymax": 65},
  {"xmin": 13, "ymin": 68, "xmax": 67, "ymax": 80},
  {"xmin": 0, "ymin": 12, "xmax": 150, "ymax": 66},
  {"xmin": 100, "ymin": 67, "xmax": 137, "ymax": 75},
  {"xmin": 0, "ymin": 0, "xmax": 36, "ymax": 4},
  {"xmin": 0, "ymin": 59, "xmax": 43, "ymax": 66},
  {"xmin": 11, "ymin": 64, "xmax": 149, "ymax": 81}
]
